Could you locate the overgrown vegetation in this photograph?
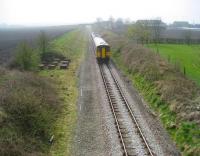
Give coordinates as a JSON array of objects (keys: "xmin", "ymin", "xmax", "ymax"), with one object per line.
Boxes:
[
  {"xmin": 38, "ymin": 31, "xmax": 50, "ymax": 61},
  {"xmin": 101, "ymin": 31, "xmax": 200, "ymax": 155},
  {"xmin": 0, "ymin": 69, "xmax": 61, "ymax": 155},
  {"xmin": 0, "ymin": 29, "xmax": 86, "ymax": 155},
  {"xmin": 10, "ymin": 31, "xmax": 51, "ymax": 71},
  {"xmin": 11, "ymin": 42, "xmax": 40, "ymax": 71}
]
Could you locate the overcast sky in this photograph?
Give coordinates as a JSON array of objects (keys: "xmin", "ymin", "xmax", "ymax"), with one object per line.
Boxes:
[{"xmin": 0, "ymin": 0, "xmax": 200, "ymax": 26}]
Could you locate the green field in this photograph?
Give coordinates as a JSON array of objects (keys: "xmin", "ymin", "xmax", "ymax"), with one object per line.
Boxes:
[{"xmin": 147, "ymin": 44, "xmax": 200, "ymax": 85}]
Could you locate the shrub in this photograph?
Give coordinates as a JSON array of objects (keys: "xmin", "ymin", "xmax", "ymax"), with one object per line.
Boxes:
[
  {"xmin": 0, "ymin": 70, "xmax": 62, "ymax": 155},
  {"xmin": 12, "ymin": 42, "xmax": 40, "ymax": 71}
]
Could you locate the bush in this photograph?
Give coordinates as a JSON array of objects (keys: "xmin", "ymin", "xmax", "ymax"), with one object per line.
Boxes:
[
  {"xmin": 0, "ymin": 70, "xmax": 62, "ymax": 155},
  {"xmin": 12, "ymin": 42, "xmax": 40, "ymax": 71}
]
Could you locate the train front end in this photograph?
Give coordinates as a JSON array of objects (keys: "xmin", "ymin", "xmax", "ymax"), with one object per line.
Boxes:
[{"xmin": 91, "ymin": 33, "xmax": 111, "ymax": 63}]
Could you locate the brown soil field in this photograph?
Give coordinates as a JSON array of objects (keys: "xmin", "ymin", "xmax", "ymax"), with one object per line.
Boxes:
[{"xmin": 0, "ymin": 25, "xmax": 75, "ymax": 65}]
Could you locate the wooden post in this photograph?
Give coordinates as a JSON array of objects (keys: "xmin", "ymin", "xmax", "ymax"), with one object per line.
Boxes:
[
  {"xmin": 168, "ymin": 55, "xmax": 170, "ymax": 62},
  {"xmin": 184, "ymin": 66, "xmax": 186, "ymax": 76}
]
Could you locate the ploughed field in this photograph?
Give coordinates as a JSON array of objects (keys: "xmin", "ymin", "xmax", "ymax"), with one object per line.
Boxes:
[
  {"xmin": 148, "ymin": 44, "xmax": 200, "ymax": 85},
  {"xmin": 0, "ymin": 25, "xmax": 74, "ymax": 64}
]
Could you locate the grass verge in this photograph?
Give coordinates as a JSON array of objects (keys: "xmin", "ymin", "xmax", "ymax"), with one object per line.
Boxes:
[{"xmin": 39, "ymin": 29, "xmax": 87, "ymax": 155}]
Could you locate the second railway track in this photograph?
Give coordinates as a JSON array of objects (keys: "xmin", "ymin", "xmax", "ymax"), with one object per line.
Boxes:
[{"xmin": 99, "ymin": 63, "xmax": 154, "ymax": 156}]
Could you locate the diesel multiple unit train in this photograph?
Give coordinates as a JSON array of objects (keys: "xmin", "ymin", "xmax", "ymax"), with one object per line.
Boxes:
[{"xmin": 91, "ymin": 32, "xmax": 111, "ymax": 63}]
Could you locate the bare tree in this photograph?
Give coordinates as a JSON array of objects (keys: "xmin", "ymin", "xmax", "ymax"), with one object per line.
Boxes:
[
  {"xmin": 127, "ymin": 21, "xmax": 150, "ymax": 45},
  {"xmin": 108, "ymin": 16, "xmax": 115, "ymax": 30},
  {"xmin": 95, "ymin": 17, "xmax": 107, "ymax": 31},
  {"xmin": 38, "ymin": 31, "xmax": 48, "ymax": 54},
  {"xmin": 140, "ymin": 20, "xmax": 151, "ymax": 44},
  {"xmin": 96, "ymin": 17, "xmax": 103, "ymax": 28},
  {"xmin": 115, "ymin": 18, "xmax": 124, "ymax": 30},
  {"xmin": 38, "ymin": 31, "xmax": 49, "ymax": 61},
  {"xmin": 152, "ymin": 20, "xmax": 162, "ymax": 42},
  {"xmin": 14, "ymin": 42, "xmax": 40, "ymax": 70},
  {"xmin": 151, "ymin": 19, "xmax": 162, "ymax": 52},
  {"xmin": 184, "ymin": 29, "xmax": 192, "ymax": 45}
]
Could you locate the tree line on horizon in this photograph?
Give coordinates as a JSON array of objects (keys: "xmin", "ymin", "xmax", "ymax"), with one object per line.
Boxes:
[{"xmin": 94, "ymin": 17, "xmax": 200, "ymax": 45}]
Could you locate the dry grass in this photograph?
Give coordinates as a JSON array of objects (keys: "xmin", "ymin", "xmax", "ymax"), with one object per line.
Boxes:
[{"xmin": 0, "ymin": 69, "xmax": 61, "ymax": 155}]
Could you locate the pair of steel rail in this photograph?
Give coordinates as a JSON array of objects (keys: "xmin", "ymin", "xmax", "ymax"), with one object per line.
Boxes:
[{"xmin": 99, "ymin": 63, "xmax": 154, "ymax": 156}]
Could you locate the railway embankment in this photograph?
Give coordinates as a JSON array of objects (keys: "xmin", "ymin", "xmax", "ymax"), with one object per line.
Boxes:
[
  {"xmin": 0, "ymin": 29, "xmax": 86, "ymax": 155},
  {"xmin": 102, "ymin": 31, "xmax": 200, "ymax": 155}
]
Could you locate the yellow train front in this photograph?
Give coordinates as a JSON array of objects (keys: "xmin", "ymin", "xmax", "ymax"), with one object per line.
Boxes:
[{"xmin": 91, "ymin": 33, "xmax": 111, "ymax": 63}]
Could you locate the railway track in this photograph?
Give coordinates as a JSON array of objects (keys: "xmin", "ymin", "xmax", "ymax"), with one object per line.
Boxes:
[{"xmin": 99, "ymin": 63, "xmax": 154, "ymax": 156}]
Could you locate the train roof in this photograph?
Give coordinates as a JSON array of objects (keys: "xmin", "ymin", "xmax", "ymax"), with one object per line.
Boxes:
[
  {"xmin": 94, "ymin": 37, "xmax": 109, "ymax": 47},
  {"xmin": 91, "ymin": 32, "xmax": 101, "ymax": 38}
]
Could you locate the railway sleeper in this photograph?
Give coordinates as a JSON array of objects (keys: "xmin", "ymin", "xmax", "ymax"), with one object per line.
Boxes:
[
  {"xmin": 127, "ymin": 154, "xmax": 137, "ymax": 156},
  {"xmin": 113, "ymin": 109, "xmax": 120, "ymax": 113},
  {"xmin": 110, "ymin": 97, "xmax": 116, "ymax": 101},
  {"xmin": 115, "ymin": 111, "xmax": 123, "ymax": 116},
  {"xmin": 112, "ymin": 103, "xmax": 118, "ymax": 106},
  {"xmin": 112, "ymin": 104, "xmax": 119, "ymax": 109},
  {"xmin": 118, "ymin": 126, "xmax": 127, "ymax": 130},
  {"xmin": 124, "ymin": 153, "xmax": 137, "ymax": 156},
  {"xmin": 106, "ymin": 84, "xmax": 111, "ymax": 87},
  {"xmin": 109, "ymin": 94, "xmax": 115, "ymax": 97},
  {"xmin": 109, "ymin": 96, "xmax": 115, "ymax": 100},
  {"xmin": 108, "ymin": 90, "xmax": 113, "ymax": 94},
  {"xmin": 108, "ymin": 91, "xmax": 114, "ymax": 94},
  {"xmin": 121, "ymin": 135, "xmax": 131, "ymax": 140},
  {"xmin": 120, "ymin": 130, "xmax": 129, "ymax": 134},
  {"xmin": 124, "ymin": 140, "xmax": 134, "ymax": 145},
  {"xmin": 107, "ymin": 87, "xmax": 112, "ymax": 90},
  {"xmin": 126, "ymin": 149, "xmax": 137, "ymax": 155}
]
